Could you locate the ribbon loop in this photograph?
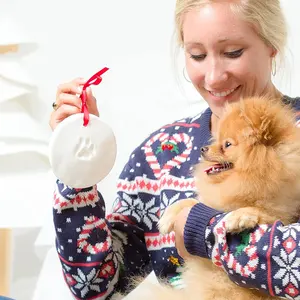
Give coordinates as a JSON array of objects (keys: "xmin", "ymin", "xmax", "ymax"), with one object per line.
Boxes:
[{"xmin": 80, "ymin": 67, "xmax": 109, "ymax": 126}]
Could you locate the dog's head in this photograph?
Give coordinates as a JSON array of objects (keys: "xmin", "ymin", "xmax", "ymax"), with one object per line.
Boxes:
[{"xmin": 195, "ymin": 96, "xmax": 300, "ymax": 210}]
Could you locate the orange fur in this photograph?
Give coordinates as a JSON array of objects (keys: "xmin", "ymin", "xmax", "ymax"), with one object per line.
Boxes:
[
  {"xmin": 195, "ymin": 96, "xmax": 300, "ymax": 225},
  {"xmin": 131, "ymin": 96, "xmax": 300, "ymax": 299}
]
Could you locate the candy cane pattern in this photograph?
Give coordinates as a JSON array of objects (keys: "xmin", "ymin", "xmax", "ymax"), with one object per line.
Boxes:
[
  {"xmin": 144, "ymin": 132, "xmax": 193, "ymax": 179},
  {"xmin": 211, "ymin": 216, "xmax": 268, "ymax": 277},
  {"xmin": 77, "ymin": 216, "xmax": 112, "ymax": 255}
]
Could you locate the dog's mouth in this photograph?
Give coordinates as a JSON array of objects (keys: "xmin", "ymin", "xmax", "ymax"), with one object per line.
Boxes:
[{"xmin": 204, "ymin": 162, "xmax": 233, "ymax": 175}]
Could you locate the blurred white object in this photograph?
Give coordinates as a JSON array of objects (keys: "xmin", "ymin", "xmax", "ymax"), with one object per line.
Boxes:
[
  {"xmin": 0, "ymin": 78, "xmax": 31, "ymax": 102},
  {"xmin": 0, "ymin": 13, "xmax": 49, "ymax": 297},
  {"xmin": 0, "ymin": 61, "xmax": 36, "ymax": 86},
  {"xmin": 0, "ymin": 111, "xmax": 49, "ymax": 144},
  {"xmin": 0, "ymin": 17, "xmax": 37, "ymax": 54},
  {"xmin": 0, "ymin": 95, "xmax": 52, "ymax": 229},
  {"xmin": 0, "ymin": 167, "xmax": 54, "ymax": 228}
]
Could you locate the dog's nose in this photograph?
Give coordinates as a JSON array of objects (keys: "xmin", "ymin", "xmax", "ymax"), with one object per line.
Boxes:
[{"xmin": 201, "ymin": 146, "xmax": 209, "ymax": 154}]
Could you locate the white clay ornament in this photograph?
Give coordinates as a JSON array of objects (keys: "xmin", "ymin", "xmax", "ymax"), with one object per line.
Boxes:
[{"xmin": 49, "ymin": 67, "xmax": 117, "ymax": 188}]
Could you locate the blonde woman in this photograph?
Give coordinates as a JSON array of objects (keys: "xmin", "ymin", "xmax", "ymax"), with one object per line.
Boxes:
[{"xmin": 50, "ymin": 1, "xmax": 300, "ymax": 299}]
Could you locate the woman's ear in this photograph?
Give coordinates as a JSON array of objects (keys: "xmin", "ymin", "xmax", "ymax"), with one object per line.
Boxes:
[{"xmin": 270, "ymin": 47, "xmax": 277, "ymax": 58}]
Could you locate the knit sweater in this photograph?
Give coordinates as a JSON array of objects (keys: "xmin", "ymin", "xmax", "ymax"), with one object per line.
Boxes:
[{"xmin": 53, "ymin": 96, "xmax": 300, "ymax": 300}]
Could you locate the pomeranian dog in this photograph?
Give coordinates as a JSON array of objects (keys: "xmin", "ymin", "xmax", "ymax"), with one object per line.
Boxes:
[{"xmin": 117, "ymin": 96, "xmax": 300, "ymax": 300}]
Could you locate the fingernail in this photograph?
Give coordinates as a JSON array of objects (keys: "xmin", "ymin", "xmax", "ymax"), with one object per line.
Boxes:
[{"xmin": 78, "ymin": 86, "xmax": 82, "ymax": 94}]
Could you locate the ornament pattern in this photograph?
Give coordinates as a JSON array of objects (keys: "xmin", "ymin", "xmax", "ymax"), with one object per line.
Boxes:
[{"xmin": 144, "ymin": 132, "xmax": 192, "ymax": 179}]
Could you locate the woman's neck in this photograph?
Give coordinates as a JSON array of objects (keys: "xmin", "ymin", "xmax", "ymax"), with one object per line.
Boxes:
[{"xmin": 210, "ymin": 112, "xmax": 220, "ymax": 136}]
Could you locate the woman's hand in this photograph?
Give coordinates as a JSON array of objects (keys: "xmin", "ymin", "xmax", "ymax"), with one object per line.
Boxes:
[{"xmin": 49, "ymin": 77, "xmax": 99, "ymax": 131}]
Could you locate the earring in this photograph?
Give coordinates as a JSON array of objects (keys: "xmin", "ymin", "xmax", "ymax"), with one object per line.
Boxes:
[
  {"xmin": 272, "ymin": 58, "xmax": 277, "ymax": 76},
  {"xmin": 183, "ymin": 67, "xmax": 191, "ymax": 83}
]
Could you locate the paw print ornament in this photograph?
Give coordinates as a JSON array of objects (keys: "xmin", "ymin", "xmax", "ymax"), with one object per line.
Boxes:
[{"xmin": 49, "ymin": 68, "xmax": 117, "ymax": 188}]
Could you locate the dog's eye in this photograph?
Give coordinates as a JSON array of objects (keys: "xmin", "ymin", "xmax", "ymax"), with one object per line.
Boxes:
[{"xmin": 224, "ymin": 141, "xmax": 232, "ymax": 148}]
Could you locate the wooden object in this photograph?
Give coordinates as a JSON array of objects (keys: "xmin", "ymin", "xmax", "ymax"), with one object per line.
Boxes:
[
  {"xmin": 0, "ymin": 44, "xmax": 18, "ymax": 54},
  {"xmin": 0, "ymin": 228, "xmax": 12, "ymax": 296}
]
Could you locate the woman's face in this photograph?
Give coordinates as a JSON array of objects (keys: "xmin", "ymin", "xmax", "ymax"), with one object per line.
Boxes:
[{"xmin": 183, "ymin": 2, "xmax": 276, "ymax": 118}]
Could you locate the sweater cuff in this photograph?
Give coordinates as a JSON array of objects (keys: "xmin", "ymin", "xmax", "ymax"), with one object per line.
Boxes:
[{"xmin": 184, "ymin": 203, "xmax": 222, "ymax": 258}]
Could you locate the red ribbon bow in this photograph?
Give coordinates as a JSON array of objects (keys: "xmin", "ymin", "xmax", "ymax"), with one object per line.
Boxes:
[{"xmin": 80, "ymin": 67, "xmax": 109, "ymax": 126}]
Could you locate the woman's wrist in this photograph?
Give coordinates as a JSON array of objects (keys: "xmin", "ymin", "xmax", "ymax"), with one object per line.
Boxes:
[{"xmin": 184, "ymin": 203, "xmax": 223, "ymax": 257}]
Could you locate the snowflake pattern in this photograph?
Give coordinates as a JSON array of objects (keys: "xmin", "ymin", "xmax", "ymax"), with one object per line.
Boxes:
[
  {"xmin": 114, "ymin": 193, "xmax": 141, "ymax": 222},
  {"xmin": 273, "ymin": 249, "xmax": 300, "ymax": 288},
  {"xmin": 72, "ymin": 268, "xmax": 103, "ymax": 298},
  {"xmin": 140, "ymin": 197, "xmax": 160, "ymax": 230},
  {"xmin": 277, "ymin": 223, "xmax": 300, "ymax": 241},
  {"xmin": 114, "ymin": 193, "xmax": 159, "ymax": 230},
  {"xmin": 160, "ymin": 192, "xmax": 180, "ymax": 217}
]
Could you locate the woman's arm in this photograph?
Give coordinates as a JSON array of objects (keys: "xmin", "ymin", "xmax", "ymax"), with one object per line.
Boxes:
[{"xmin": 184, "ymin": 203, "xmax": 300, "ymax": 298}]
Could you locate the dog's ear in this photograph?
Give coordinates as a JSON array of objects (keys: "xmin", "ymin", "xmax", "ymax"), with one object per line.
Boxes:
[
  {"xmin": 257, "ymin": 114, "xmax": 275, "ymax": 144},
  {"xmin": 242, "ymin": 126, "xmax": 259, "ymax": 145},
  {"xmin": 242, "ymin": 110, "xmax": 288, "ymax": 146},
  {"xmin": 239, "ymin": 96, "xmax": 289, "ymax": 146}
]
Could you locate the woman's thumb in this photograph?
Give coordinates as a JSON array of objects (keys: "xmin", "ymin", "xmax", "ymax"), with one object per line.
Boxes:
[
  {"xmin": 85, "ymin": 87, "xmax": 99, "ymax": 116},
  {"xmin": 85, "ymin": 87, "xmax": 94, "ymax": 101}
]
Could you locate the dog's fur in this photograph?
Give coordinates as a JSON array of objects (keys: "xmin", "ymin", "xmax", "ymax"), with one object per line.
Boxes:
[{"xmin": 115, "ymin": 96, "xmax": 300, "ymax": 299}]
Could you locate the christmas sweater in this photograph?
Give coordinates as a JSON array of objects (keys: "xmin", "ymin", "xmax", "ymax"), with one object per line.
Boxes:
[{"xmin": 53, "ymin": 96, "xmax": 300, "ymax": 300}]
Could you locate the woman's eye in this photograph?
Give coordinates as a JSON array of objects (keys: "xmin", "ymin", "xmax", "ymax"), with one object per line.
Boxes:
[
  {"xmin": 189, "ymin": 48, "xmax": 244, "ymax": 61},
  {"xmin": 225, "ymin": 48, "xmax": 244, "ymax": 58},
  {"xmin": 190, "ymin": 54, "xmax": 206, "ymax": 61}
]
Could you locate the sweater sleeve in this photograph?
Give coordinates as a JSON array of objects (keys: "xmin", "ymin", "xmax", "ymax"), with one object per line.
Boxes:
[
  {"xmin": 184, "ymin": 202, "xmax": 300, "ymax": 298},
  {"xmin": 53, "ymin": 157, "xmax": 151, "ymax": 299}
]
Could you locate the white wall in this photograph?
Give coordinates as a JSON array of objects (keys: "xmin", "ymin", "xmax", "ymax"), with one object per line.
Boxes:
[
  {"xmin": 4, "ymin": 0, "xmax": 300, "ymax": 206},
  {"xmin": 3, "ymin": 0, "xmax": 210, "ymax": 207},
  {"xmin": 2, "ymin": 0, "xmax": 300, "ymax": 298}
]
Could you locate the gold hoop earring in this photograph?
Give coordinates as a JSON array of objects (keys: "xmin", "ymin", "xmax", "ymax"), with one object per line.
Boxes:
[
  {"xmin": 183, "ymin": 67, "xmax": 191, "ymax": 83},
  {"xmin": 272, "ymin": 58, "xmax": 277, "ymax": 76}
]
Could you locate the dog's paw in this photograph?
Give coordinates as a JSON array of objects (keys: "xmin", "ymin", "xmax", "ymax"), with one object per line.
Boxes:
[
  {"xmin": 158, "ymin": 202, "xmax": 184, "ymax": 235},
  {"xmin": 159, "ymin": 208, "xmax": 177, "ymax": 235},
  {"xmin": 158, "ymin": 198, "xmax": 198, "ymax": 235},
  {"xmin": 225, "ymin": 211, "xmax": 259, "ymax": 233}
]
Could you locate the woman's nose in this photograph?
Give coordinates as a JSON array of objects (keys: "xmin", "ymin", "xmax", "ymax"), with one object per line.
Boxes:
[{"xmin": 204, "ymin": 59, "xmax": 228, "ymax": 88}]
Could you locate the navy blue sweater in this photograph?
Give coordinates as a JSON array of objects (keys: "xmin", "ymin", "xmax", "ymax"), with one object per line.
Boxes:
[{"xmin": 53, "ymin": 96, "xmax": 300, "ymax": 299}]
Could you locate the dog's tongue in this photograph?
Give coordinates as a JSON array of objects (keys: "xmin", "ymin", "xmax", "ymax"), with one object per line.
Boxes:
[{"xmin": 204, "ymin": 164, "xmax": 223, "ymax": 174}]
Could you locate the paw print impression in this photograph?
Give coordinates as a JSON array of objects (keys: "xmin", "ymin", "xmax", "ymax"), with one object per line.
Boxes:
[{"xmin": 75, "ymin": 137, "xmax": 96, "ymax": 161}]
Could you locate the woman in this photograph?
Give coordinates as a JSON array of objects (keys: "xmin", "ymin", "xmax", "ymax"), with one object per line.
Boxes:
[{"xmin": 50, "ymin": 0, "xmax": 300, "ymax": 299}]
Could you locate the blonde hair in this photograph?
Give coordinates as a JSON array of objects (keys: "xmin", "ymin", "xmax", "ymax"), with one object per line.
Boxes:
[{"xmin": 175, "ymin": 0, "xmax": 287, "ymax": 63}]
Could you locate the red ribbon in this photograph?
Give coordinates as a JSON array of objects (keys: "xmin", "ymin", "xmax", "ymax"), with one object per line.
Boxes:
[{"xmin": 80, "ymin": 67, "xmax": 109, "ymax": 126}]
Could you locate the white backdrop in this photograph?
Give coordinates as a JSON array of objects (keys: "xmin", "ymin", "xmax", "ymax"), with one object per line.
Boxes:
[
  {"xmin": 2, "ymin": 0, "xmax": 300, "ymax": 209},
  {"xmin": 1, "ymin": 0, "xmax": 205, "ymax": 210}
]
